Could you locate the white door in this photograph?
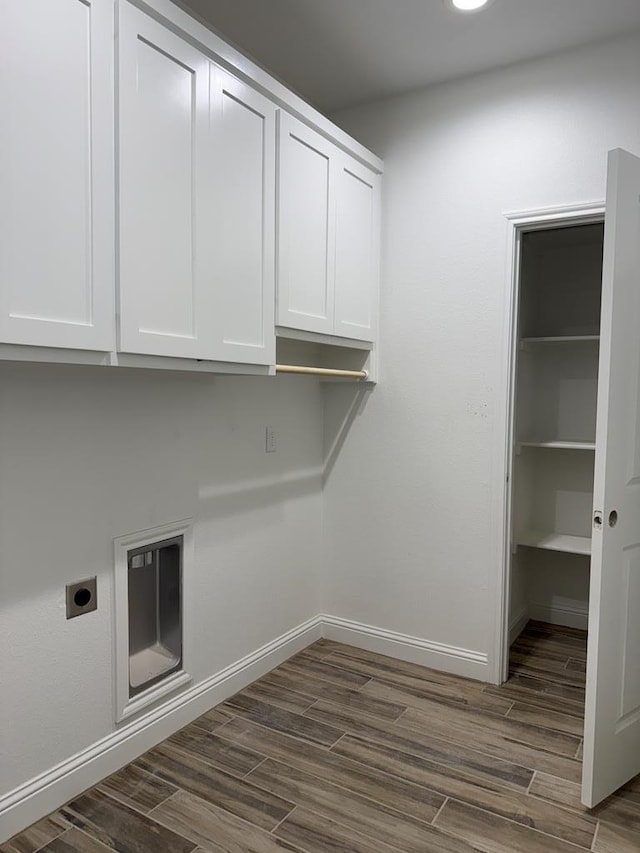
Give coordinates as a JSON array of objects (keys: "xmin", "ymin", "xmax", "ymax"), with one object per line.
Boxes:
[
  {"xmin": 207, "ymin": 69, "xmax": 276, "ymax": 365},
  {"xmin": 582, "ymin": 148, "xmax": 640, "ymax": 807},
  {"xmin": 334, "ymin": 156, "xmax": 380, "ymax": 342},
  {"xmin": 118, "ymin": 2, "xmax": 210, "ymax": 359},
  {"xmin": 277, "ymin": 113, "xmax": 336, "ymax": 335},
  {"xmin": 0, "ymin": 0, "xmax": 114, "ymax": 351}
]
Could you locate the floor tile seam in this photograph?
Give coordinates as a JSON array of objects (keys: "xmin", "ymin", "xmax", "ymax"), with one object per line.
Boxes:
[
  {"xmin": 327, "ymin": 735, "xmax": 558, "ymax": 814},
  {"xmin": 271, "ymin": 798, "xmax": 435, "ymax": 853},
  {"xmin": 575, "ymin": 741, "xmax": 583, "ymax": 760},
  {"xmin": 510, "ymin": 669, "xmax": 586, "ymax": 688},
  {"xmin": 258, "ymin": 672, "xmax": 371, "ymax": 709},
  {"xmin": 505, "ymin": 706, "xmax": 585, "ymax": 737},
  {"xmin": 270, "ymin": 677, "xmax": 410, "ymax": 720},
  {"xmin": 148, "ymin": 786, "xmax": 294, "ymax": 851},
  {"xmin": 59, "ymin": 824, "xmax": 117, "ymax": 853},
  {"xmin": 217, "ymin": 705, "xmax": 345, "ymax": 754},
  {"xmin": 429, "ymin": 795, "xmax": 449, "ymax": 826},
  {"xmin": 242, "ymin": 755, "xmax": 270, "ymax": 779},
  {"xmin": 328, "ymin": 733, "xmax": 594, "ymax": 829},
  {"xmin": 301, "ymin": 695, "xmax": 411, "ymax": 730},
  {"xmin": 590, "ymin": 820, "xmax": 600, "ymax": 851},
  {"xmin": 329, "ymin": 743, "xmax": 595, "ymax": 833},
  {"xmin": 220, "ymin": 718, "xmax": 450, "ymax": 817},
  {"xmin": 252, "ymin": 677, "xmax": 404, "ymax": 720},
  {"xmin": 500, "ymin": 732, "xmax": 582, "ymax": 761},
  {"xmin": 323, "ymin": 648, "xmax": 487, "ymax": 689},
  {"xmin": 243, "ymin": 752, "xmax": 447, "ymax": 830},
  {"xmin": 96, "ymin": 780, "xmax": 173, "ymax": 819},
  {"xmin": 525, "ymin": 790, "xmax": 595, "ymax": 823},
  {"xmin": 514, "ymin": 638, "xmax": 587, "ymax": 653},
  {"xmin": 595, "ymin": 806, "xmax": 640, "ymax": 831},
  {"xmin": 504, "ymin": 695, "xmax": 586, "ymax": 721},
  {"xmin": 144, "ymin": 744, "xmax": 298, "ymax": 816},
  {"xmin": 64, "ymin": 790, "xmax": 200, "ymax": 853},
  {"xmin": 189, "ymin": 713, "xmax": 236, "ymax": 736},
  {"xmin": 483, "ymin": 682, "xmax": 585, "ymax": 712},
  {"xmin": 278, "ymin": 662, "xmax": 372, "ymax": 694},
  {"xmin": 435, "ymin": 795, "xmax": 597, "ymax": 851},
  {"xmin": 395, "ymin": 704, "xmax": 582, "ymax": 759},
  {"xmin": 242, "ymin": 683, "xmax": 321, "ymax": 714},
  {"xmin": 362, "ymin": 676, "xmax": 514, "ymax": 719},
  {"xmin": 389, "ymin": 683, "xmax": 583, "ymax": 736},
  {"xmin": 219, "ymin": 707, "xmax": 345, "ymax": 751},
  {"xmin": 512, "ymin": 650, "xmax": 579, "ymax": 668},
  {"xmin": 25, "ymin": 820, "xmax": 73, "ymax": 853},
  {"xmin": 308, "ymin": 707, "xmax": 540, "ymax": 792},
  {"xmin": 527, "ymin": 770, "xmax": 538, "ymax": 796},
  {"xmin": 336, "ymin": 662, "xmax": 492, "ymax": 701},
  {"xmin": 151, "ymin": 735, "xmax": 269, "ymax": 781},
  {"xmin": 510, "ymin": 665, "xmax": 587, "ymax": 687}
]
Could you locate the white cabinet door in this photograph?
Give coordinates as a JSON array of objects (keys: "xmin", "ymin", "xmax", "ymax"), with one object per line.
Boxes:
[
  {"xmin": 334, "ymin": 156, "xmax": 380, "ymax": 342},
  {"xmin": 118, "ymin": 2, "xmax": 210, "ymax": 359},
  {"xmin": 277, "ymin": 113, "xmax": 336, "ymax": 335},
  {"xmin": 0, "ymin": 0, "xmax": 114, "ymax": 351},
  {"xmin": 582, "ymin": 148, "xmax": 640, "ymax": 807},
  {"xmin": 207, "ymin": 69, "xmax": 276, "ymax": 365}
]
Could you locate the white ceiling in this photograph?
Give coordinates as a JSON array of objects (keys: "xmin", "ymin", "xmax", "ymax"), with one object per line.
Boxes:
[{"xmin": 178, "ymin": 0, "xmax": 640, "ymax": 113}]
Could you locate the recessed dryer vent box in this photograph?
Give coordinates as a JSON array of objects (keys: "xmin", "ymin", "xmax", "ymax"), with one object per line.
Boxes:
[
  {"xmin": 114, "ymin": 520, "xmax": 193, "ymax": 722},
  {"xmin": 128, "ymin": 537, "xmax": 182, "ymax": 697}
]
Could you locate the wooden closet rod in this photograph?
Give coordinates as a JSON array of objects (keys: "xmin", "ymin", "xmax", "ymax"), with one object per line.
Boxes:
[{"xmin": 275, "ymin": 364, "xmax": 369, "ymax": 380}]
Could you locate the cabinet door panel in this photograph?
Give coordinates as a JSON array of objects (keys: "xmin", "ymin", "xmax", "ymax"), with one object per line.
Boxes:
[
  {"xmin": 208, "ymin": 70, "xmax": 275, "ymax": 364},
  {"xmin": 0, "ymin": 0, "xmax": 114, "ymax": 350},
  {"xmin": 277, "ymin": 114, "xmax": 335, "ymax": 334},
  {"xmin": 334, "ymin": 159, "xmax": 380, "ymax": 341},
  {"xmin": 118, "ymin": 3, "xmax": 209, "ymax": 358}
]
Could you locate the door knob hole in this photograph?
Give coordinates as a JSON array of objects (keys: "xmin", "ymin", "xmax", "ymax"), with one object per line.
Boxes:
[{"xmin": 609, "ymin": 510, "xmax": 618, "ymax": 528}]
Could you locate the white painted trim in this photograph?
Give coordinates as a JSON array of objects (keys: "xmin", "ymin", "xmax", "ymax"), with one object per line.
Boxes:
[
  {"xmin": 493, "ymin": 201, "xmax": 605, "ymax": 686},
  {"xmin": 321, "ymin": 615, "xmax": 489, "ymax": 681},
  {"xmin": 509, "ymin": 606, "xmax": 530, "ymax": 645},
  {"xmin": 529, "ymin": 602, "xmax": 589, "ymax": 631},
  {"xmin": 0, "ymin": 615, "xmax": 322, "ymax": 843}
]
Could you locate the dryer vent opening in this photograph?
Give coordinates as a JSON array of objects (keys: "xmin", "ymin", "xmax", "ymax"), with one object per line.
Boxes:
[{"xmin": 127, "ymin": 535, "xmax": 182, "ymax": 697}]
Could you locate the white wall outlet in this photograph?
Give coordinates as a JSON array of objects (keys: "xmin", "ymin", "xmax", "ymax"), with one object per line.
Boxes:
[{"xmin": 265, "ymin": 426, "xmax": 276, "ymax": 453}]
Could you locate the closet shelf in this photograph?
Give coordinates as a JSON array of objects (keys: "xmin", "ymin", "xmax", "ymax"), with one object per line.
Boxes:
[
  {"xmin": 517, "ymin": 530, "xmax": 591, "ymax": 556},
  {"xmin": 518, "ymin": 440, "xmax": 596, "ymax": 451},
  {"xmin": 520, "ymin": 335, "xmax": 600, "ymax": 345}
]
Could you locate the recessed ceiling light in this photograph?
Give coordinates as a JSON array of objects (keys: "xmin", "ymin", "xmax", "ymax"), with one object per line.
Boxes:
[{"xmin": 447, "ymin": 0, "xmax": 493, "ymax": 12}]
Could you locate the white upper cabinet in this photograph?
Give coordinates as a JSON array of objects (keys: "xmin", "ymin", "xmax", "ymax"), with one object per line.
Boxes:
[
  {"xmin": 277, "ymin": 113, "xmax": 336, "ymax": 336},
  {"xmin": 334, "ymin": 156, "xmax": 380, "ymax": 342},
  {"xmin": 118, "ymin": 4, "xmax": 276, "ymax": 364},
  {"xmin": 0, "ymin": 0, "xmax": 114, "ymax": 351},
  {"xmin": 118, "ymin": 3, "xmax": 210, "ymax": 360},
  {"xmin": 277, "ymin": 113, "xmax": 380, "ymax": 342},
  {"xmin": 207, "ymin": 69, "xmax": 276, "ymax": 364},
  {"xmin": 1, "ymin": 0, "xmax": 379, "ymax": 366}
]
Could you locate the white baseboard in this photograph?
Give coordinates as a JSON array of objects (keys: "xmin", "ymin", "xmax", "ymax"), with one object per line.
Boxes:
[
  {"xmin": 509, "ymin": 606, "xmax": 530, "ymax": 644},
  {"xmin": 0, "ymin": 615, "xmax": 322, "ymax": 844},
  {"xmin": 321, "ymin": 615, "xmax": 489, "ymax": 681},
  {"xmin": 529, "ymin": 601, "xmax": 589, "ymax": 631}
]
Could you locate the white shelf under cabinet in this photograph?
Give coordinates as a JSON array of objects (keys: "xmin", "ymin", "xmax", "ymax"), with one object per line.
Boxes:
[
  {"xmin": 518, "ymin": 440, "xmax": 596, "ymax": 451},
  {"xmin": 517, "ymin": 530, "xmax": 592, "ymax": 556}
]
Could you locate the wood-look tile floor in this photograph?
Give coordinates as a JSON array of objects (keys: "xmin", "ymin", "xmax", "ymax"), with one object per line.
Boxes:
[{"xmin": 4, "ymin": 621, "xmax": 640, "ymax": 853}]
